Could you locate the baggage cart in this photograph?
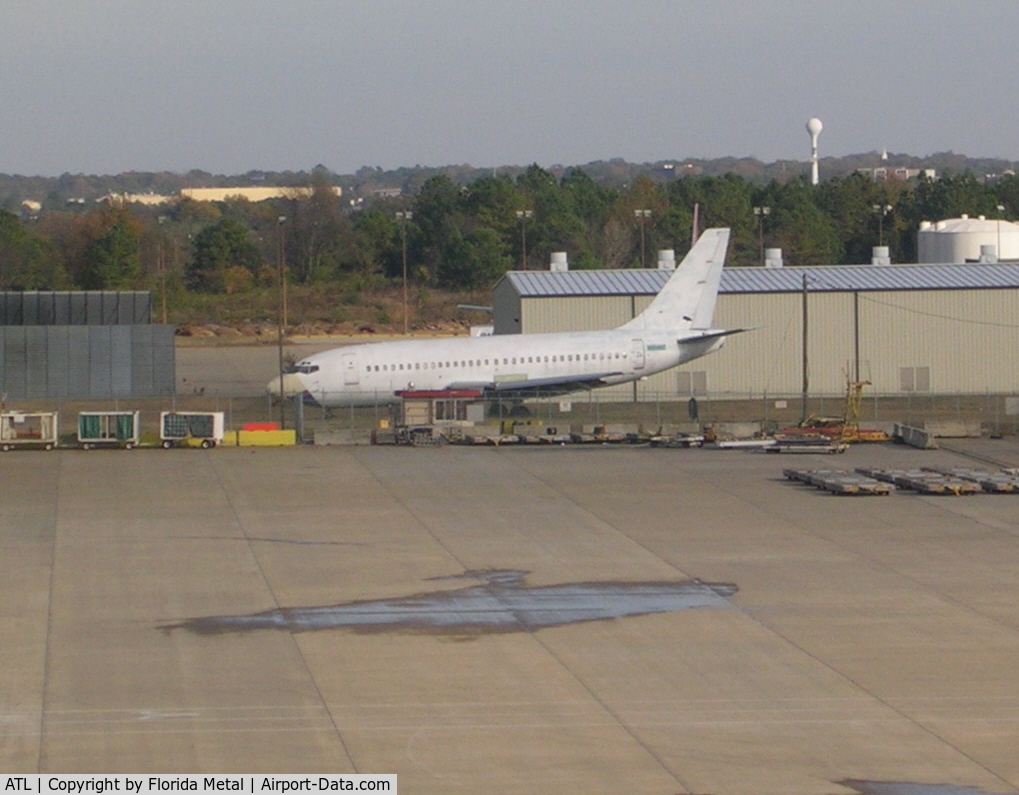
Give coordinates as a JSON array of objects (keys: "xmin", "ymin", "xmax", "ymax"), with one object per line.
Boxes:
[
  {"xmin": 159, "ymin": 411, "xmax": 225, "ymax": 449},
  {"xmin": 78, "ymin": 411, "xmax": 141, "ymax": 449},
  {"xmin": 0, "ymin": 411, "xmax": 59, "ymax": 451}
]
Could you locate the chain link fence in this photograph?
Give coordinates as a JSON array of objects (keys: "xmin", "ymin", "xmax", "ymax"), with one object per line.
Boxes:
[{"xmin": 3, "ymin": 390, "xmax": 1017, "ymax": 447}]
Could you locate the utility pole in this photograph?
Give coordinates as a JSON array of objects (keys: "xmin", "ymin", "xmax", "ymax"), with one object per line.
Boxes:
[
  {"xmin": 277, "ymin": 215, "xmax": 287, "ymax": 431},
  {"xmin": 873, "ymin": 204, "xmax": 893, "ymax": 246},
  {"xmin": 634, "ymin": 209, "xmax": 651, "ymax": 267},
  {"xmin": 801, "ymin": 273, "xmax": 809, "ymax": 424},
  {"xmin": 396, "ymin": 211, "xmax": 413, "ymax": 333},
  {"xmin": 157, "ymin": 216, "xmax": 168, "ymax": 324},
  {"xmin": 516, "ymin": 210, "xmax": 533, "ymax": 270},
  {"xmin": 753, "ymin": 206, "xmax": 770, "ymax": 265}
]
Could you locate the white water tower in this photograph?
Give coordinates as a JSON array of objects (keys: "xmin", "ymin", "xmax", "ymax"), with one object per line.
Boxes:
[{"xmin": 806, "ymin": 117, "xmax": 823, "ymax": 185}]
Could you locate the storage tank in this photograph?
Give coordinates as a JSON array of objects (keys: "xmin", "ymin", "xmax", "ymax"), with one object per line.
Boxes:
[{"xmin": 917, "ymin": 215, "xmax": 1019, "ymax": 263}]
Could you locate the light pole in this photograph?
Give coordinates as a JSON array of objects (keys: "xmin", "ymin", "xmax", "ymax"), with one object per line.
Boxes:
[
  {"xmin": 873, "ymin": 204, "xmax": 893, "ymax": 246},
  {"xmin": 634, "ymin": 209, "xmax": 651, "ymax": 268},
  {"xmin": 801, "ymin": 273, "xmax": 809, "ymax": 424},
  {"xmin": 396, "ymin": 211, "xmax": 413, "ymax": 334},
  {"xmin": 753, "ymin": 206, "xmax": 771, "ymax": 265},
  {"xmin": 997, "ymin": 204, "xmax": 1005, "ymax": 261},
  {"xmin": 277, "ymin": 215, "xmax": 287, "ymax": 430},
  {"xmin": 516, "ymin": 210, "xmax": 533, "ymax": 270},
  {"xmin": 157, "ymin": 216, "xmax": 168, "ymax": 324}
]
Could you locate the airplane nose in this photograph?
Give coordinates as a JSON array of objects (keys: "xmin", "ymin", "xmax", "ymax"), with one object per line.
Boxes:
[{"xmin": 266, "ymin": 372, "xmax": 305, "ymax": 398}]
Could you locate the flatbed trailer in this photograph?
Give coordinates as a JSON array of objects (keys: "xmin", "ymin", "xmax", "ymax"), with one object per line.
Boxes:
[
  {"xmin": 856, "ymin": 467, "xmax": 981, "ymax": 496},
  {"xmin": 765, "ymin": 435, "xmax": 848, "ymax": 454},
  {"xmin": 783, "ymin": 468, "xmax": 894, "ymax": 495}
]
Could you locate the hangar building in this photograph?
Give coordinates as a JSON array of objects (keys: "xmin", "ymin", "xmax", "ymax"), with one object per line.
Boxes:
[
  {"xmin": 0, "ymin": 291, "xmax": 175, "ymax": 400},
  {"xmin": 492, "ymin": 263, "xmax": 1019, "ymax": 401}
]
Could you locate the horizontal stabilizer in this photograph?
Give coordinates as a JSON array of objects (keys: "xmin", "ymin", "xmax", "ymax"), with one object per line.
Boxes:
[{"xmin": 678, "ymin": 328, "xmax": 752, "ymax": 345}]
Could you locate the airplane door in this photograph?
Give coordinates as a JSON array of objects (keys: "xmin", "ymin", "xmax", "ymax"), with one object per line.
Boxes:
[
  {"xmin": 342, "ymin": 353, "xmax": 360, "ymax": 385},
  {"xmin": 631, "ymin": 338, "xmax": 646, "ymax": 370}
]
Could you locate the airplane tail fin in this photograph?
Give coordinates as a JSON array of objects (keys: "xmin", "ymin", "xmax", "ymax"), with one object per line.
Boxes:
[{"xmin": 619, "ymin": 227, "xmax": 730, "ymax": 332}]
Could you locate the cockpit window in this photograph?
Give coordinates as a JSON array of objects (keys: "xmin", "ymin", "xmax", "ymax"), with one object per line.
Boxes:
[{"xmin": 295, "ymin": 363, "xmax": 320, "ymax": 374}]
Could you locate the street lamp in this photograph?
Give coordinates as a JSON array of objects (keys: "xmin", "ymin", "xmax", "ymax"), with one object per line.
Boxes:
[
  {"xmin": 276, "ymin": 215, "xmax": 287, "ymax": 430},
  {"xmin": 634, "ymin": 209, "xmax": 651, "ymax": 268},
  {"xmin": 157, "ymin": 216, "xmax": 168, "ymax": 324},
  {"xmin": 873, "ymin": 204, "xmax": 893, "ymax": 246},
  {"xmin": 753, "ymin": 206, "xmax": 771, "ymax": 265},
  {"xmin": 515, "ymin": 210, "xmax": 533, "ymax": 270},
  {"xmin": 396, "ymin": 211, "xmax": 413, "ymax": 334},
  {"xmin": 997, "ymin": 204, "xmax": 1006, "ymax": 261}
]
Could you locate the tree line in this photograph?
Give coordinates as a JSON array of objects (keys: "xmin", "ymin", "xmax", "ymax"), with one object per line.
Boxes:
[{"xmin": 3, "ymin": 165, "xmax": 1019, "ymax": 300}]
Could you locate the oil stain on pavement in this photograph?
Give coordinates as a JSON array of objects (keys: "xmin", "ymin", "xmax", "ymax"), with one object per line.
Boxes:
[{"xmin": 162, "ymin": 568, "xmax": 737, "ymax": 636}]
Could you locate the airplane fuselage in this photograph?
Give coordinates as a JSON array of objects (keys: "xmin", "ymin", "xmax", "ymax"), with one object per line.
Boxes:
[
  {"xmin": 292, "ymin": 327, "xmax": 725, "ymax": 407},
  {"xmin": 270, "ymin": 228, "xmax": 737, "ymax": 408}
]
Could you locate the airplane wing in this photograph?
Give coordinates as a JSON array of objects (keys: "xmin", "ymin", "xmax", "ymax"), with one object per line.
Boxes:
[
  {"xmin": 447, "ymin": 370, "xmax": 624, "ymax": 396},
  {"xmin": 491, "ymin": 371, "xmax": 623, "ymax": 392}
]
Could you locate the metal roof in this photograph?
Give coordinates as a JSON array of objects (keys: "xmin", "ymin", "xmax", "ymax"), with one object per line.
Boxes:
[{"xmin": 501, "ymin": 263, "xmax": 1019, "ymax": 297}]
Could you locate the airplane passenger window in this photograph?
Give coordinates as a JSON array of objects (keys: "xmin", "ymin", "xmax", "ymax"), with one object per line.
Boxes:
[
  {"xmin": 383, "ymin": 365, "xmax": 388, "ymax": 371},
  {"xmin": 415, "ymin": 363, "xmax": 420, "ymax": 370}
]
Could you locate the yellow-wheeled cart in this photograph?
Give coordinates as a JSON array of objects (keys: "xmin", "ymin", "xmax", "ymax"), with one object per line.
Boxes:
[{"xmin": 159, "ymin": 411, "xmax": 225, "ymax": 449}]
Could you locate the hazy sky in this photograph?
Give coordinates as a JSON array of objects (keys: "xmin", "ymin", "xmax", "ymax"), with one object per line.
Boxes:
[{"xmin": 4, "ymin": 1, "xmax": 1019, "ymax": 176}]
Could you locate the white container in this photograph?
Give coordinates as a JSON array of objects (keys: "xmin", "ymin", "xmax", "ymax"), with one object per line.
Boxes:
[
  {"xmin": 0, "ymin": 411, "xmax": 59, "ymax": 451},
  {"xmin": 159, "ymin": 411, "xmax": 225, "ymax": 449},
  {"xmin": 77, "ymin": 411, "xmax": 141, "ymax": 449}
]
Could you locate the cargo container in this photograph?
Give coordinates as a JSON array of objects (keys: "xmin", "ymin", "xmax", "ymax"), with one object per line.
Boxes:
[
  {"xmin": 0, "ymin": 411, "xmax": 59, "ymax": 451},
  {"xmin": 159, "ymin": 411, "xmax": 225, "ymax": 448},
  {"xmin": 77, "ymin": 411, "xmax": 141, "ymax": 449}
]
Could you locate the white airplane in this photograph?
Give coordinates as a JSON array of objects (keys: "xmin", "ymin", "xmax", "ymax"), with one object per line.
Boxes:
[{"xmin": 268, "ymin": 228, "xmax": 742, "ymax": 408}]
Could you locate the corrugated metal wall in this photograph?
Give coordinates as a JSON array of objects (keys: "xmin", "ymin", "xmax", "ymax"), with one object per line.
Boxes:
[
  {"xmin": 492, "ymin": 282, "xmax": 522, "ymax": 334},
  {"xmin": 516, "ymin": 288, "xmax": 1019, "ymax": 398},
  {"xmin": 0, "ymin": 325, "xmax": 174, "ymax": 399},
  {"xmin": 522, "ymin": 296, "xmax": 635, "ymax": 333},
  {"xmin": 0, "ymin": 292, "xmax": 152, "ymax": 326}
]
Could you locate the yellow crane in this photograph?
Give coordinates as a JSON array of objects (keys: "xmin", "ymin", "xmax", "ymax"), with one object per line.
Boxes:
[{"xmin": 840, "ymin": 380, "xmax": 890, "ymax": 443}]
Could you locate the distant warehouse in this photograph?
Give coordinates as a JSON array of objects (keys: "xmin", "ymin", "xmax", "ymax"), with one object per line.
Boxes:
[
  {"xmin": 492, "ymin": 261, "xmax": 1019, "ymax": 400},
  {"xmin": 0, "ymin": 291, "xmax": 174, "ymax": 400}
]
